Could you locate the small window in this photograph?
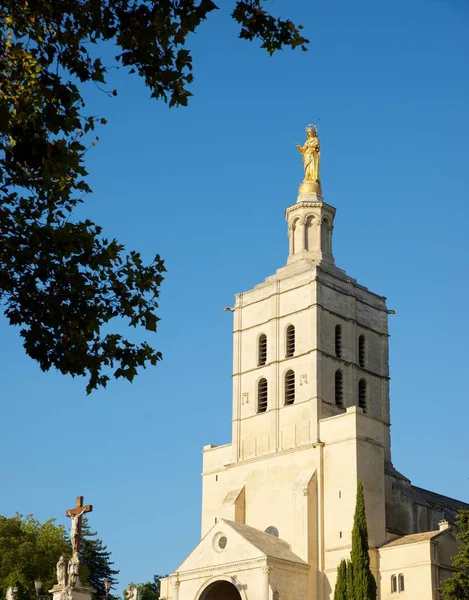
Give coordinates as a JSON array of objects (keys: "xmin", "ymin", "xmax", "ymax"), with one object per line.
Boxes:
[
  {"xmin": 335, "ymin": 370, "xmax": 344, "ymax": 407},
  {"xmin": 335, "ymin": 325, "xmax": 342, "ymax": 358},
  {"xmin": 358, "ymin": 378, "xmax": 367, "ymax": 412},
  {"xmin": 257, "ymin": 378, "xmax": 268, "ymax": 413},
  {"xmin": 358, "ymin": 335, "xmax": 365, "ymax": 368},
  {"xmin": 398, "ymin": 574, "xmax": 405, "ymax": 592},
  {"xmin": 391, "ymin": 575, "xmax": 397, "ymax": 593},
  {"xmin": 286, "ymin": 325, "xmax": 295, "ymax": 357},
  {"xmin": 284, "ymin": 370, "xmax": 295, "ymax": 405},
  {"xmin": 258, "ymin": 334, "xmax": 267, "ymax": 366},
  {"xmin": 265, "ymin": 526, "xmax": 279, "ymax": 537}
]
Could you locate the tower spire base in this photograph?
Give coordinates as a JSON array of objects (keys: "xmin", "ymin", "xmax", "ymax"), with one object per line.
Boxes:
[{"xmin": 298, "ymin": 180, "xmax": 322, "ymax": 200}]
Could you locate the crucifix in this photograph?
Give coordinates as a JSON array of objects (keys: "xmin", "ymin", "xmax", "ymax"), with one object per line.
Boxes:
[{"xmin": 66, "ymin": 496, "xmax": 93, "ymax": 554}]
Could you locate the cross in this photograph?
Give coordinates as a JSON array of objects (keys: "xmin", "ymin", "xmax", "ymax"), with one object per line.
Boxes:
[{"xmin": 66, "ymin": 496, "xmax": 93, "ymax": 554}]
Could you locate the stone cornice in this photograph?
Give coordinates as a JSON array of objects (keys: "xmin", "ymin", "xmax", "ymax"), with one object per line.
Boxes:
[
  {"xmin": 286, "ymin": 201, "xmax": 336, "ymax": 217},
  {"xmin": 167, "ymin": 556, "xmax": 309, "ymax": 581}
]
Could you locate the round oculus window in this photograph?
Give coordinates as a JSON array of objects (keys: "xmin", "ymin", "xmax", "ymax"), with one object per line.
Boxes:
[
  {"xmin": 213, "ymin": 532, "xmax": 228, "ymax": 552},
  {"xmin": 218, "ymin": 536, "xmax": 227, "ymax": 549},
  {"xmin": 265, "ymin": 526, "xmax": 279, "ymax": 537}
]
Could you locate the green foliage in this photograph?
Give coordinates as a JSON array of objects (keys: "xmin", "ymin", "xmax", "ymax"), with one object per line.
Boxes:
[
  {"xmin": 334, "ymin": 559, "xmax": 347, "ymax": 600},
  {"xmin": 0, "ymin": 514, "xmax": 118, "ymax": 600},
  {"xmin": 127, "ymin": 575, "xmax": 164, "ymax": 600},
  {"xmin": 80, "ymin": 519, "xmax": 119, "ymax": 599},
  {"xmin": 346, "ymin": 560, "xmax": 354, "ymax": 600},
  {"xmin": 440, "ymin": 510, "xmax": 469, "ymax": 599},
  {"xmin": 350, "ymin": 482, "xmax": 377, "ymax": 600},
  {"xmin": 0, "ymin": 1, "xmax": 308, "ymax": 394},
  {"xmin": 0, "ymin": 514, "xmax": 69, "ymax": 600},
  {"xmin": 333, "ymin": 482, "xmax": 376, "ymax": 600}
]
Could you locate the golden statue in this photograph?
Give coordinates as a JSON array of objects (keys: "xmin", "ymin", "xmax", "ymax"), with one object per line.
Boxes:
[{"xmin": 296, "ymin": 125, "xmax": 320, "ymax": 183}]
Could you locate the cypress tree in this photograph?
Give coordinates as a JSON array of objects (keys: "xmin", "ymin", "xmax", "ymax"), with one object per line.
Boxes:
[
  {"xmin": 79, "ymin": 518, "xmax": 119, "ymax": 599},
  {"xmin": 350, "ymin": 482, "xmax": 376, "ymax": 600},
  {"xmin": 334, "ymin": 559, "xmax": 348, "ymax": 600},
  {"xmin": 346, "ymin": 560, "xmax": 354, "ymax": 600}
]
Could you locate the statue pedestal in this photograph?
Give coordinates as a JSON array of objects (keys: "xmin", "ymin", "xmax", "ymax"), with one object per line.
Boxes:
[{"xmin": 50, "ymin": 584, "xmax": 96, "ymax": 600}]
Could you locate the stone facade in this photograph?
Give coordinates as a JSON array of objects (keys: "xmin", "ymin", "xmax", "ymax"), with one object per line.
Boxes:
[{"xmin": 159, "ymin": 181, "xmax": 467, "ymax": 600}]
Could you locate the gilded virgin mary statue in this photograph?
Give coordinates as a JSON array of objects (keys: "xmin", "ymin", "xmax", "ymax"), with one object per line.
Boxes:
[{"xmin": 296, "ymin": 124, "xmax": 321, "ymax": 183}]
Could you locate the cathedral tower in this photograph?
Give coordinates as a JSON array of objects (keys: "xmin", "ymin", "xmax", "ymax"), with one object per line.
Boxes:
[{"xmin": 159, "ymin": 128, "xmax": 466, "ymax": 600}]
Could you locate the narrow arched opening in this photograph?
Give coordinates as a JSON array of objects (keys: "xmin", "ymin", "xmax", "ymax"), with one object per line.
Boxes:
[
  {"xmin": 284, "ymin": 369, "xmax": 295, "ymax": 405},
  {"xmin": 335, "ymin": 370, "xmax": 344, "ymax": 407},
  {"xmin": 257, "ymin": 378, "xmax": 268, "ymax": 413}
]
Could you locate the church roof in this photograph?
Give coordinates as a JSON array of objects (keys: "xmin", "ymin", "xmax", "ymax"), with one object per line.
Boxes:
[
  {"xmin": 412, "ymin": 486, "xmax": 469, "ymax": 513},
  {"xmin": 222, "ymin": 520, "xmax": 308, "ymax": 565},
  {"xmin": 381, "ymin": 530, "xmax": 446, "ymax": 548}
]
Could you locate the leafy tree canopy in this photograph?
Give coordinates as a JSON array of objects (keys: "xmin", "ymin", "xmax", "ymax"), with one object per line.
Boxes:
[
  {"xmin": 0, "ymin": 514, "xmax": 118, "ymax": 600},
  {"xmin": 0, "ymin": 514, "xmax": 69, "ymax": 600},
  {"xmin": 127, "ymin": 575, "xmax": 164, "ymax": 600},
  {"xmin": 440, "ymin": 510, "xmax": 469, "ymax": 599},
  {"xmin": 0, "ymin": 1, "xmax": 308, "ymax": 393}
]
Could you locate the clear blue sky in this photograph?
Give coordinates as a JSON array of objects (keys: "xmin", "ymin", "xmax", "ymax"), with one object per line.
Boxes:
[{"xmin": 1, "ymin": 0, "xmax": 468, "ymax": 593}]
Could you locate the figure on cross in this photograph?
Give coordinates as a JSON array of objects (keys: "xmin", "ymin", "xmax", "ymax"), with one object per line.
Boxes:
[{"xmin": 66, "ymin": 496, "xmax": 93, "ymax": 554}]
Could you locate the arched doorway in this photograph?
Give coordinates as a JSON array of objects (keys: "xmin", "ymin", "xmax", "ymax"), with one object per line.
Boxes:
[{"xmin": 200, "ymin": 580, "xmax": 242, "ymax": 600}]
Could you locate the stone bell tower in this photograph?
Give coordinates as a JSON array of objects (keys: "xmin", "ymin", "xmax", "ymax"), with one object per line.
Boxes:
[
  {"xmin": 160, "ymin": 126, "xmax": 392, "ymax": 600},
  {"xmin": 229, "ymin": 126, "xmax": 391, "ymax": 469}
]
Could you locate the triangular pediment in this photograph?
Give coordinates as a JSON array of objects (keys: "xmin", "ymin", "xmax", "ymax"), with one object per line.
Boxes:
[{"xmin": 176, "ymin": 519, "xmax": 307, "ymax": 573}]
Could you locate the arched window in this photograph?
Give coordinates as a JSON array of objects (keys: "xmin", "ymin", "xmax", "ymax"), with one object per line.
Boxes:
[
  {"xmin": 358, "ymin": 378, "xmax": 367, "ymax": 411},
  {"xmin": 398, "ymin": 574, "xmax": 405, "ymax": 592},
  {"xmin": 321, "ymin": 217, "xmax": 332, "ymax": 254},
  {"xmin": 292, "ymin": 217, "xmax": 302, "ymax": 254},
  {"xmin": 358, "ymin": 335, "xmax": 365, "ymax": 368},
  {"xmin": 257, "ymin": 378, "xmax": 268, "ymax": 413},
  {"xmin": 284, "ymin": 370, "xmax": 295, "ymax": 405},
  {"xmin": 286, "ymin": 325, "xmax": 295, "ymax": 357},
  {"xmin": 391, "ymin": 575, "xmax": 397, "ymax": 593},
  {"xmin": 258, "ymin": 334, "xmax": 267, "ymax": 366},
  {"xmin": 335, "ymin": 324, "xmax": 342, "ymax": 358},
  {"xmin": 335, "ymin": 370, "xmax": 344, "ymax": 407}
]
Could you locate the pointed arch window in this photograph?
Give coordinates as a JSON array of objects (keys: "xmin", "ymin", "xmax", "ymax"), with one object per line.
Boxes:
[
  {"xmin": 258, "ymin": 334, "xmax": 267, "ymax": 366},
  {"xmin": 335, "ymin": 324, "xmax": 342, "ymax": 358},
  {"xmin": 335, "ymin": 370, "xmax": 344, "ymax": 407},
  {"xmin": 286, "ymin": 325, "xmax": 295, "ymax": 357},
  {"xmin": 284, "ymin": 370, "xmax": 295, "ymax": 405},
  {"xmin": 358, "ymin": 335, "xmax": 365, "ymax": 368},
  {"xmin": 257, "ymin": 378, "xmax": 268, "ymax": 413},
  {"xmin": 358, "ymin": 378, "xmax": 367, "ymax": 412}
]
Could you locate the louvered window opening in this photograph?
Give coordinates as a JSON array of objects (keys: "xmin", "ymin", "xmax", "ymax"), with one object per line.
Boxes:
[
  {"xmin": 391, "ymin": 575, "xmax": 397, "ymax": 593},
  {"xmin": 286, "ymin": 325, "xmax": 295, "ymax": 357},
  {"xmin": 335, "ymin": 370, "xmax": 344, "ymax": 407},
  {"xmin": 358, "ymin": 335, "xmax": 365, "ymax": 368},
  {"xmin": 358, "ymin": 378, "xmax": 367, "ymax": 411},
  {"xmin": 285, "ymin": 370, "xmax": 295, "ymax": 405},
  {"xmin": 398, "ymin": 574, "xmax": 405, "ymax": 592},
  {"xmin": 335, "ymin": 325, "xmax": 342, "ymax": 358},
  {"xmin": 258, "ymin": 334, "xmax": 267, "ymax": 366},
  {"xmin": 258, "ymin": 378, "xmax": 268, "ymax": 413}
]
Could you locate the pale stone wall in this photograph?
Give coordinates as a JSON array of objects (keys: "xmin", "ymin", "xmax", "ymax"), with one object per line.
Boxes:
[
  {"xmin": 201, "ymin": 443, "xmax": 321, "ymax": 554},
  {"xmin": 379, "ymin": 542, "xmax": 434, "ymax": 600}
]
